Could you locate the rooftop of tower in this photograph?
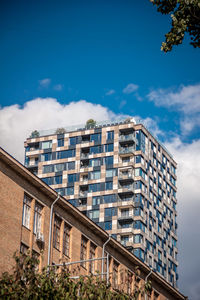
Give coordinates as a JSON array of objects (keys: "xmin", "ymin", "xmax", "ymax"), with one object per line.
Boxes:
[{"xmin": 28, "ymin": 117, "xmax": 173, "ymax": 159}]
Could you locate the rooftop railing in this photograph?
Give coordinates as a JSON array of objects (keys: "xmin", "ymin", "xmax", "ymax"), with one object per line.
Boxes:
[{"xmin": 27, "ymin": 117, "xmax": 173, "ymax": 158}]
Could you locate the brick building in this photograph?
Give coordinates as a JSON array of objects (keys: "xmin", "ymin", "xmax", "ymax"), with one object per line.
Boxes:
[
  {"xmin": 0, "ymin": 146, "xmax": 186, "ymax": 299},
  {"xmin": 24, "ymin": 118, "xmax": 178, "ymax": 288}
]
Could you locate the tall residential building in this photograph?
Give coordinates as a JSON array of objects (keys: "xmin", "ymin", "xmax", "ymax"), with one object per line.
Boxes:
[{"xmin": 24, "ymin": 118, "xmax": 178, "ymax": 287}]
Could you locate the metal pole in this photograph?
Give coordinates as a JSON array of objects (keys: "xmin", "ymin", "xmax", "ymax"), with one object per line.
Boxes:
[
  {"xmin": 48, "ymin": 256, "xmax": 107, "ymax": 267},
  {"xmin": 47, "ymin": 194, "xmax": 60, "ymax": 266},
  {"xmin": 106, "ymin": 252, "xmax": 109, "ymax": 284},
  {"xmin": 144, "ymin": 268, "xmax": 153, "ymax": 300},
  {"xmin": 101, "ymin": 235, "xmax": 111, "ymax": 280}
]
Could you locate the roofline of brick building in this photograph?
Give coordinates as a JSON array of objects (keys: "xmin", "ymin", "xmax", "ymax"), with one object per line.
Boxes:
[{"xmin": 0, "ymin": 146, "xmax": 186, "ymax": 299}]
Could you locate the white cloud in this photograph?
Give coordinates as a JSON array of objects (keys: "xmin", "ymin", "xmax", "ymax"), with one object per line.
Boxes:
[
  {"xmin": 0, "ymin": 98, "xmax": 117, "ymax": 163},
  {"xmin": 53, "ymin": 84, "xmax": 63, "ymax": 91},
  {"xmin": 148, "ymin": 84, "xmax": 200, "ymax": 135},
  {"xmin": 148, "ymin": 84, "xmax": 200, "ymax": 114},
  {"xmin": 122, "ymin": 83, "xmax": 139, "ymax": 94},
  {"xmin": 38, "ymin": 78, "xmax": 51, "ymax": 88},
  {"xmin": 0, "ymin": 97, "xmax": 199, "ymax": 299},
  {"xmin": 105, "ymin": 89, "xmax": 115, "ymax": 96},
  {"xmin": 165, "ymin": 137, "xmax": 200, "ymax": 300}
]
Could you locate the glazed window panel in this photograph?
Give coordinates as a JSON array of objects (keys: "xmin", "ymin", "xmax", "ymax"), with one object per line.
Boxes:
[
  {"xmin": 41, "ymin": 141, "xmax": 52, "ymax": 149},
  {"xmin": 53, "ymin": 216, "xmax": 61, "ymax": 250},
  {"xmin": 112, "ymin": 261, "xmax": 119, "ymax": 289},
  {"xmin": 33, "ymin": 202, "xmax": 43, "ymax": 234},
  {"xmin": 63, "ymin": 223, "xmax": 71, "ymax": 257},
  {"xmin": 89, "ymin": 242, "xmax": 96, "ymax": 274},
  {"xmin": 80, "ymin": 236, "xmax": 88, "ymax": 268},
  {"xmin": 22, "ymin": 194, "xmax": 32, "ymax": 229}
]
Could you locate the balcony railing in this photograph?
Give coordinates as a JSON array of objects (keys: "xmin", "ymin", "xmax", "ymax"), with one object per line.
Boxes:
[
  {"xmin": 118, "ymin": 184, "xmax": 134, "ymax": 192},
  {"xmin": 79, "ymin": 191, "xmax": 88, "ymax": 197},
  {"xmin": 118, "ymin": 173, "xmax": 133, "ymax": 180},
  {"xmin": 119, "ymin": 148, "xmax": 134, "ymax": 154},
  {"xmin": 80, "ymin": 153, "xmax": 89, "ymax": 159},
  {"xmin": 119, "ymin": 134, "xmax": 135, "ymax": 142}
]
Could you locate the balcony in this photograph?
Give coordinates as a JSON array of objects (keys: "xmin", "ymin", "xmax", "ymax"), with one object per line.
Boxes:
[
  {"xmin": 119, "ymin": 134, "xmax": 135, "ymax": 143},
  {"xmin": 119, "ymin": 147, "xmax": 134, "ymax": 155},
  {"xmin": 118, "ymin": 214, "xmax": 134, "ymax": 221},
  {"xmin": 80, "ymin": 153, "xmax": 89, "ymax": 159},
  {"xmin": 118, "ymin": 183, "xmax": 134, "ymax": 194},
  {"xmin": 79, "ymin": 191, "xmax": 88, "ymax": 198},
  {"xmin": 119, "ymin": 172, "xmax": 133, "ymax": 181}
]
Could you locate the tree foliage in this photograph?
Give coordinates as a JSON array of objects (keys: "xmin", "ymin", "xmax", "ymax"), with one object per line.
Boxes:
[
  {"xmin": 0, "ymin": 253, "xmax": 151, "ymax": 300},
  {"xmin": 30, "ymin": 130, "xmax": 40, "ymax": 138},
  {"xmin": 150, "ymin": 0, "xmax": 200, "ymax": 52},
  {"xmin": 85, "ymin": 119, "xmax": 97, "ymax": 129}
]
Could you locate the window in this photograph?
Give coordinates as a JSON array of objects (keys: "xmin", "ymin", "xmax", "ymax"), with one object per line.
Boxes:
[
  {"xmin": 57, "ymin": 138, "xmax": 64, "ymax": 147},
  {"xmin": 105, "ymin": 207, "xmax": 117, "ymax": 217},
  {"xmin": 20, "ymin": 243, "xmax": 29, "ymax": 254},
  {"xmin": 134, "ymin": 234, "xmax": 142, "ymax": 244},
  {"xmin": 67, "ymin": 161, "xmax": 75, "ymax": 170},
  {"xmin": 41, "ymin": 141, "xmax": 52, "ymax": 149},
  {"xmin": 105, "ymin": 221, "xmax": 112, "ymax": 230},
  {"xmin": 80, "ymin": 236, "xmax": 87, "ymax": 268},
  {"xmin": 90, "ymin": 145, "xmax": 102, "ymax": 154},
  {"xmin": 69, "ymin": 136, "xmax": 79, "ymax": 145},
  {"xmin": 90, "ymin": 133, "xmax": 101, "ymax": 142},
  {"xmin": 65, "ymin": 186, "xmax": 74, "ymax": 195},
  {"xmin": 105, "ymin": 181, "xmax": 113, "ymax": 190},
  {"xmin": 89, "ymin": 158, "xmax": 101, "ymax": 167},
  {"xmin": 68, "ymin": 173, "xmax": 78, "ymax": 183},
  {"xmin": 106, "ymin": 169, "xmax": 117, "ymax": 178},
  {"xmin": 121, "ymin": 235, "xmax": 129, "ymax": 246},
  {"xmin": 22, "ymin": 194, "xmax": 32, "ymax": 229},
  {"xmin": 104, "ymin": 143, "xmax": 113, "ymax": 152},
  {"xmin": 53, "ymin": 216, "xmax": 61, "ymax": 250},
  {"xmin": 104, "ymin": 156, "xmax": 113, "ymax": 165},
  {"xmin": 121, "ymin": 208, "xmax": 129, "ymax": 217},
  {"xmin": 41, "ymin": 152, "xmax": 52, "ymax": 162},
  {"xmin": 89, "ymin": 183, "xmax": 101, "ymax": 192},
  {"xmin": 103, "ymin": 194, "xmax": 116, "ymax": 203},
  {"xmin": 107, "ymin": 131, "xmax": 114, "ymax": 141},
  {"xmin": 63, "ymin": 223, "xmax": 71, "ymax": 257},
  {"xmin": 133, "ymin": 248, "xmax": 144, "ymax": 260},
  {"xmin": 54, "ymin": 163, "xmax": 65, "ymax": 172},
  {"xmin": 56, "ymin": 149, "xmax": 75, "ymax": 159},
  {"xmin": 112, "ymin": 261, "xmax": 119, "ymax": 288},
  {"xmin": 89, "ymin": 243, "xmax": 96, "ymax": 274},
  {"xmin": 120, "ymin": 221, "xmax": 132, "ymax": 229},
  {"xmin": 92, "ymin": 196, "xmax": 101, "ymax": 205},
  {"xmin": 135, "ymin": 155, "xmax": 141, "ymax": 164},
  {"xmin": 55, "ymin": 188, "xmax": 65, "ymax": 196},
  {"xmin": 34, "ymin": 202, "xmax": 42, "ymax": 234},
  {"xmin": 43, "ymin": 165, "xmax": 54, "ymax": 173},
  {"xmin": 42, "ymin": 175, "xmax": 62, "ymax": 185},
  {"xmin": 158, "ymin": 250, "xmax": 162, "ymax": 260},
  {"xmin": 88, "ymin": 210, "xmax": 99, "ymax": 220},
  {"xmin": 90, "ymin": 170, "xmax": 101, "ymax": 180},
  {"xmin": 122, "ymin": 156, "xmax": 130, "ymax": 163}
]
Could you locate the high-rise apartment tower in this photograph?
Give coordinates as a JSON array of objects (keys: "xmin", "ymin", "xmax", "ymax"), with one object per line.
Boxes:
[{"xmin": 24, "ymin": 118, "xmax": 178, "ymax": 287}]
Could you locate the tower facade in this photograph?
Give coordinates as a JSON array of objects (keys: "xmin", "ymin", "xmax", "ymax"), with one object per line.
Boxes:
[{"xmin": 24, "ymin": 119, "xmax": 178, "ymax": 287}]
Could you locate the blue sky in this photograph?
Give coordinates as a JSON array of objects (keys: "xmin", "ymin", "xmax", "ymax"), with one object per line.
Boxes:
[
  {"xmin": 1, "ymin": 0, "xmax": 200, "ymax": 142},
  {"xmin": 1, "ymin": 1, "xmax": 200, "ymax": 299}
]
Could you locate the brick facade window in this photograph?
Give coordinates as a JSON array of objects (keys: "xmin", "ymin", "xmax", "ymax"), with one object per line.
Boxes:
[
  {"xmin": 34, "ymin": 202, "xmax": 43, "ymax": 234},
  {"xmin": 112, "ymin": 261, "xmax": 119, "ymax": 289},
  {"xmin": 63, "ymin": 223, "xmax": 71, "ymax": 257},
  {"xmin": 20, "ymin": 243, "xmax": 29, "ymax": 254},
  {"xmin": 53, "ymin": 216, "xmax": 61, "ymax": 250},
  {"xmin": 22, "ymin": 194, "xmax": 32, "ymax": 229},
  {"xmin": 89, "ymin": 242, "xmax": 96, "ymax": 274},
  {"xmin": 80, "ymin": 236, "xmax": 87, "ymax": 268}
]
